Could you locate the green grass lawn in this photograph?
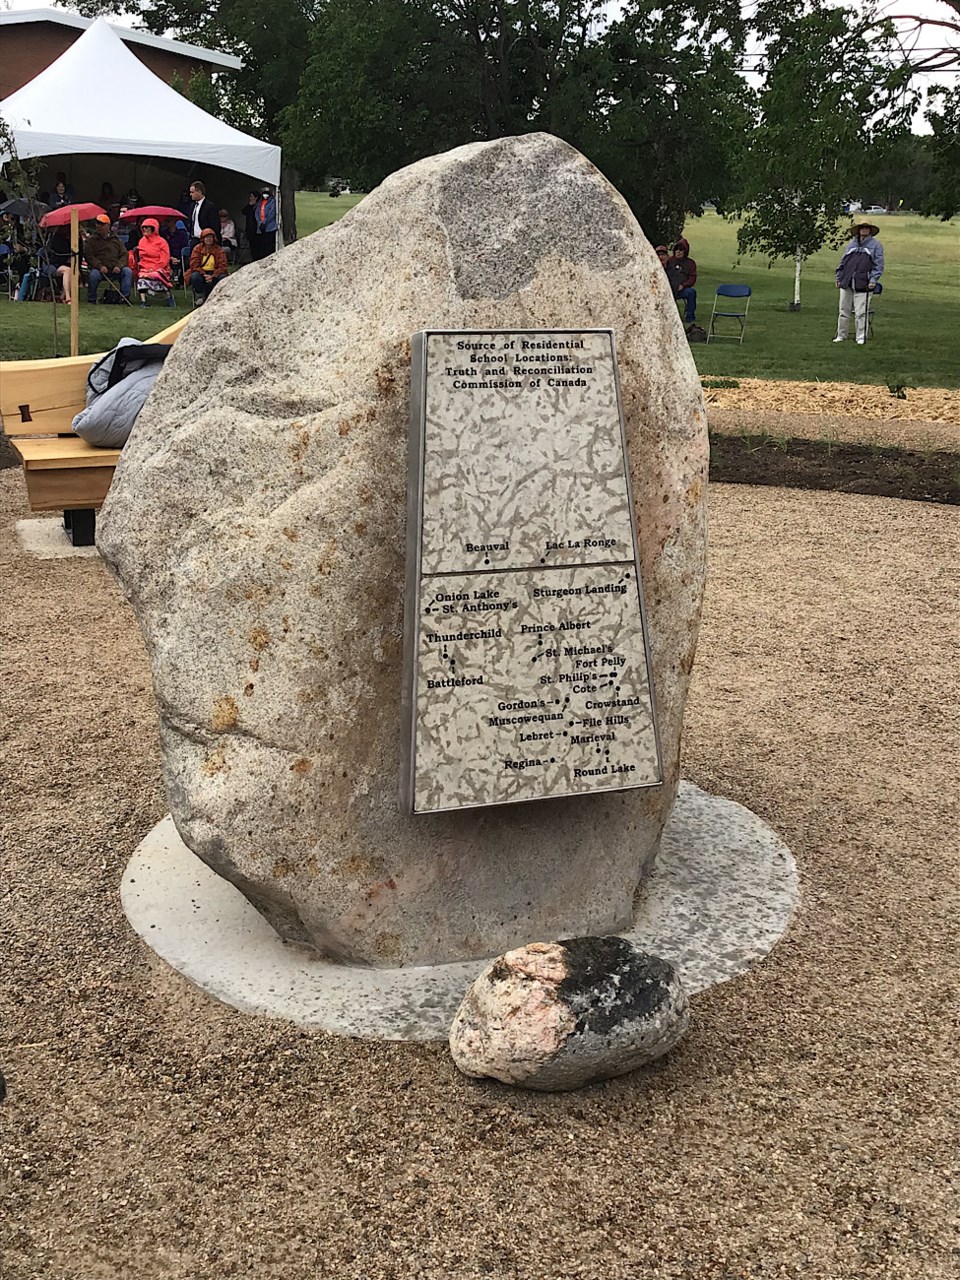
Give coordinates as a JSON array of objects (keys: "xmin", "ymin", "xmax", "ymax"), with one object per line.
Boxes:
[
  {"xmin": 683, "ymin": 211, "xmax": 959, "ymax": 389},
  {"xmin": 296, "ymin": 190, "xmax": 365, "ymax": 236},
  {"xmin": 2, "ymin": 194, "xmax": 955, "ymax": 388}
]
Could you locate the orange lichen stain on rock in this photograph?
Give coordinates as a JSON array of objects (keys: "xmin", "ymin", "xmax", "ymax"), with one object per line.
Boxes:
[
  {"xmin": 315, "ymin": 538, "xmax": 338, "ymax": 577},
  {"xmin": 290, "ymin": 757, "xmax": 313, "ymax": 775},
  {"xmin": 288, "ymin": 427, "xmax": 311, "ymax": 463},
  {"xmin": 280, "ymin": 559, "xmax": 293, "ymax": 572},
  {"xmin": 375, "ymin": 365, "xmax": 397, "ymax": 397},
  {"xmin": 200, "ymin": 748, "xmax": 228, "ymax": 776},
  {"xmin": 353, "ymin": 520, "xmax": 367, "ymax": 537},
  {"xmin": 243, "ymin": 682, "xmax": 255, "ymax": 698},
  {"xmin": 212, "ymin": 696, "xmax": 239, "ymax": 731},
  {"xmin": 272, "ymin": 857, "xmax": 294, "ymax": 879},
  {"xmin": 281, "ymin": 616, "xmax": 291, "ymax": 634},
  {"xmin": 357, "ymin": 483, "xmax": 373, "ymax": 505},
  {"xmin": 338, "ymin": 421, "xmax": 352, "ymax": 437},
  {"xmin": 686, "ymin": 477, "xmax": 703, "ymax": 506},
  {"xmin": 374, "ymin": 931, "xmax": 402, "ymax": 963},
  {"xmin": 282, "ymin": 527, "xmax": 299, "ymax": 542},
  {"xmin": 335, "ymin": 854, "xmax": 386, "ymax": 880},
  {"xmin": 249, "ymin": 657, "xmax": 260, "ymax": 674},
  {"xmin": 249, "ymin": 626, "xmax": 271, "ymax": 652}
]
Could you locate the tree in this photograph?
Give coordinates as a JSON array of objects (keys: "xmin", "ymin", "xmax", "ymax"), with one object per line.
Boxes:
[
  {"xmin": 288, "ymin": 0, "xmax": 749, "ymax": 244},
  {"xmin": 734, "ymin": 2, "xmax": 916, "ymax": 308},
  {"xmin": 588, "ymin": 2, "xmax": 751, "ymax": 243},
  {"xmin": 922, "ymin": 84, "xmax": 960, "ymax": 219},
  {"xmin": 864, "ymin": 130, "xmax": 935, "ymax": 211}
]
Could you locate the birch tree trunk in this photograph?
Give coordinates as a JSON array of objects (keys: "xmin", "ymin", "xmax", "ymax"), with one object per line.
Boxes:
[{"xmin": 792, "ymin": 248, "xmax": 803, "ymax": 309}]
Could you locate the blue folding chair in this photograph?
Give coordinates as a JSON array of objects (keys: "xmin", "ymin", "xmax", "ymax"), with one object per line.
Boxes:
[{"xmin": 708, "ymin": 284, "xmax": 751, "ymax": 344}]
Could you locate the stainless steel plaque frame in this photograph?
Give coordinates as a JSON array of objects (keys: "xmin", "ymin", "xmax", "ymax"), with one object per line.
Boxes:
[{"xmin": 401, "ymin": 329, "xmax": 663, "ymax": 815}]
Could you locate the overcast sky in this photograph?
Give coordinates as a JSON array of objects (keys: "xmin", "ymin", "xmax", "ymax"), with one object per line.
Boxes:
[{"xmin": 3, "ymin": 0, "xmax": 957, "ymax": 132}]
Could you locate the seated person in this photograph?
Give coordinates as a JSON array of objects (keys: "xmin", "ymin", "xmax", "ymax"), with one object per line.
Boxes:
[
  {"xmin": 84, "ymin": 213, "xmax": 133, "ymax": 303},
  {"xmin": 55, "ymin": 171, "xmax": 78, "ymax": 203},
  {"xmin": 219, "ymin": 209, "xmax": 238, "ymax": 262},
  {"xmin": 39, "ymin": 228, "xmax": 73, "ymax": 302},
  {"xmin": 665, "ymin": 238, "xmax": 697, "ymax": 324},
  {"xmin": 48, "ymin": 180, "xmax": 73, "ymax": 211},
  {"xmin": 135, "ymin": 218, "xmax": 174, "ymax": 307},
  {"xmin": 188, "ymin": 227, "xmax": 228, "ymax": 304},
  {"xmin": 99, "ymin": 181, "xmax": 121, "ymax": 223},
  {"xmin": 165, "ymin": 219, "xmax": 190, "ymax": 280},
  {"xmin": 1, "ymin": 214, "xmax": 32, "ymax": 287}
]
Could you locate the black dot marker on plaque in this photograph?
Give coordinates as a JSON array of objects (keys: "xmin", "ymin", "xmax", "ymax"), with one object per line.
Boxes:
[
  {"xmin": 484, "ymin": 558, "xmax": 490, "ymax": 565},
  {"xmin": 540, "ymin": 558, "xmax": 545, "ymax": 564},
  {"xmin": 549, "ymin": 757, "xmax": 556, "ymax": 764}
]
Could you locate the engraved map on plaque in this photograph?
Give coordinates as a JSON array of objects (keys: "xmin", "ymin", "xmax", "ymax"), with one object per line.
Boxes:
[{"xmin": 401, "ymin": 330, "xmax": 663, "ymax": 815}]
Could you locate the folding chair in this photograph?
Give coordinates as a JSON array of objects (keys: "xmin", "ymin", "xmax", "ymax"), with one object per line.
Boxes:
[
  {"xmin": 707, "ymin": 284, "xmax": 751, "ymax": 344},
  {"xmin": 866, "ymin": 281, "xmax": 882, "ymax": 340}
]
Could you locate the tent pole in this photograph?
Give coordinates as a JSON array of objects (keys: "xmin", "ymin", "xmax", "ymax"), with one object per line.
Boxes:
[{"xmin": 70, "ymin": 206, "xmax": 80, "ymax": 357}]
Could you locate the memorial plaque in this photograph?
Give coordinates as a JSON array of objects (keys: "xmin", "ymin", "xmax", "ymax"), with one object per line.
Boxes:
[{"xmin": 401, "ymin": 329, "xmax": 663, "ymax": 814}]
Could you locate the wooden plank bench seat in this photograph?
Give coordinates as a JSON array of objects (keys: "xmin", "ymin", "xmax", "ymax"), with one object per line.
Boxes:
[{"xmin": 0, "ymin": 316, "xmax": 187, "ymax": 545}]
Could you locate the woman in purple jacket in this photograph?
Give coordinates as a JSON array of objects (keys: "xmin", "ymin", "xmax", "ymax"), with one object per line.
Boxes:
[{"xmin": 834, "ymin": 220, "xmax": 884, "ymax": 345}]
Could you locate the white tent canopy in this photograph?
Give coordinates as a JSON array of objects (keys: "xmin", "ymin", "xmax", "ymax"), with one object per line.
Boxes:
[{"xmin": 0, "ymin": 17, "xmax": 280, "ymax": 187}]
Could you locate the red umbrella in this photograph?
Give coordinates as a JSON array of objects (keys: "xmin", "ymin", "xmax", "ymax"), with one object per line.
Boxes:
[
  {"xmin": 40, "ymin": 202, "xmax": 106, "ymax": 228},
  {"xmin": 118, "ymin": 206, "xmax": 185, "ymax": 221}
]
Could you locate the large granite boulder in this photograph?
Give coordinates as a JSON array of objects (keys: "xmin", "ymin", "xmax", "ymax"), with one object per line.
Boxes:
[
  {"xmin": 98, "ymin": 133, "xmax": 708, "ymax": 967},
  {"xmin": 449, "ymin": 938, "xmax": 689, "ymax": 1090}
]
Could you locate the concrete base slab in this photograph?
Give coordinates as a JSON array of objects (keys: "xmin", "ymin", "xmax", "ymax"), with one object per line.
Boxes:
[
  {"xmin": 16, "ymin": 518, "xmax": 100, "ymax": 559},
  {"xmin": 121, "ymin": 782, "xmax": 799, "ymax": 1041}
]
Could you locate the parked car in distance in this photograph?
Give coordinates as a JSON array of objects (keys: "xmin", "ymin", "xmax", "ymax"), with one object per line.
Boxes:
[{"xmin": 865, "ymin": 205, "xmax": 888, "ymax": 214}]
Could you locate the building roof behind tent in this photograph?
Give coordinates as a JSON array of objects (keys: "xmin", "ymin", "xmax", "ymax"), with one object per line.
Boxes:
[
  {"xmin": 0, "ymin": 7, "xmax": 243, "ymax": 72},
  {"xmin": 1, "ymin": 18, "xmax": 279, "ymax": 186}
]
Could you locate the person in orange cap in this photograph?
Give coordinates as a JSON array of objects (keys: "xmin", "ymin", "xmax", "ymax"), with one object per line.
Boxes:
[{"xmin": 84, "ymin": 213, "xmax": 133, "ymax": 303}]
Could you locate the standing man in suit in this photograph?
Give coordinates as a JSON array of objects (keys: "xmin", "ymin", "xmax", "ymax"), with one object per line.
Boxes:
[{"xmin": 188, "ymin": 180, "xmax": 220, "ymax": 249}]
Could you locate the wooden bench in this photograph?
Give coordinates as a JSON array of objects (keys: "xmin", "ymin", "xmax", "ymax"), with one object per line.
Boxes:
[{"xmin": 0, "ymin": 316, "xmax": 187, "ymax": 545}]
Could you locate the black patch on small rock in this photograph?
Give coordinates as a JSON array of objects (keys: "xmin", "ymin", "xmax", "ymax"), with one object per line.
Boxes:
[{"xmin": 557, "ymin": 936, "xmax": 676, "ymax": 1037}]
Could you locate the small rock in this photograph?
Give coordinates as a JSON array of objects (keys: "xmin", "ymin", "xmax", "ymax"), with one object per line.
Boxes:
[{"xmin": 449, "ymin": 936, "xmax": 689, "ymax": 1091}]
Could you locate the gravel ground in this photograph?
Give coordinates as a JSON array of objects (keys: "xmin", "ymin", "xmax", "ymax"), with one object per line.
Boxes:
[
  {"xmin": 708, "ymin": 407, "xmax": 959, "ymax": 452},
  {"xmin": 1, "ymin": 468, "xmax": 958, "ymax": 1280},
  {"xmin": 702, "ymin": 378, "xmax": 959, "ymax": 425}
]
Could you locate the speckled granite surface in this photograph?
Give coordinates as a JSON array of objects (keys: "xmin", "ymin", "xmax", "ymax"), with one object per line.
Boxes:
[{"xmin": 121, "ymin": 781, "xmax": 798, "ymax": 1041}]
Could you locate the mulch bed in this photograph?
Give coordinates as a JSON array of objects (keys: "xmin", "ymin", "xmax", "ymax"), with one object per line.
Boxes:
[{"xmin": 710, "ymin": 433, "xmax": 959, "ymax": 505}]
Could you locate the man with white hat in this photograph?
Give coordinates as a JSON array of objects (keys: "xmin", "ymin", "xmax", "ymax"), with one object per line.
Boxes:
[{"xmin": 833, "ymin": 219, "xmax": 884, "ymax": 345}]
